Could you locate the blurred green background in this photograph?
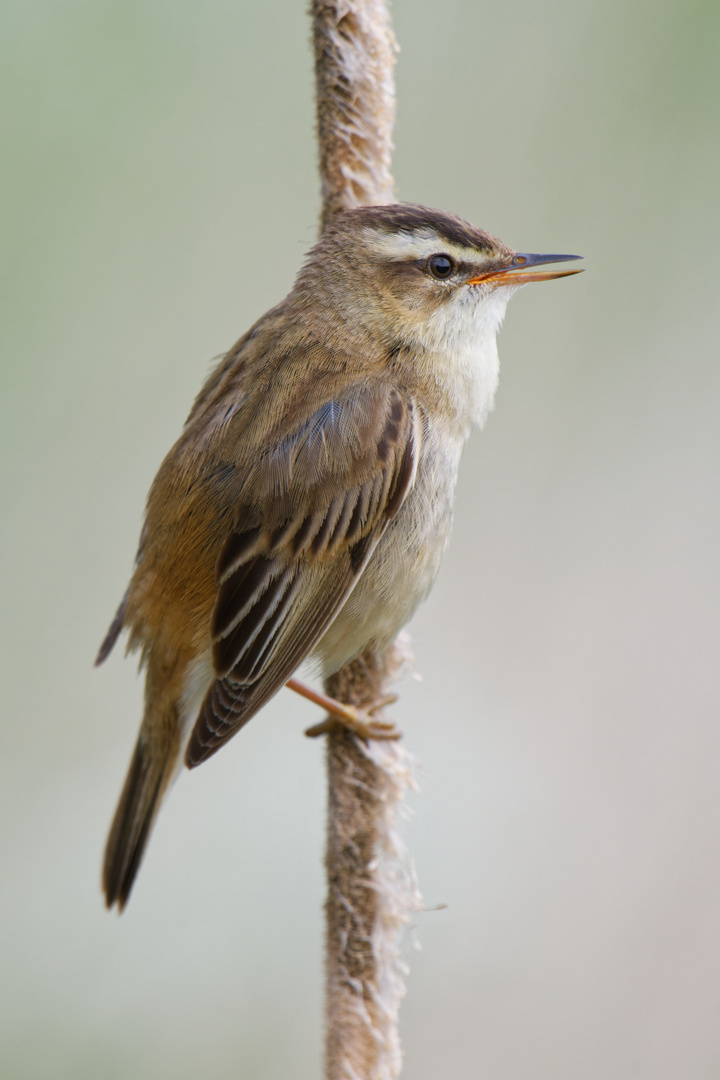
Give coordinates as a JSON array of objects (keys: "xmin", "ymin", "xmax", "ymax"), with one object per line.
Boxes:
[{"xmin": 2, "ymin": 1, "xmax": 719, "ymax": 1077}]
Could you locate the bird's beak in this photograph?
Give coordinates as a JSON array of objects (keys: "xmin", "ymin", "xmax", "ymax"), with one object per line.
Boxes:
[{"xmin": 467, "ymin": 252, "xmax": 583, "ymax": 287}]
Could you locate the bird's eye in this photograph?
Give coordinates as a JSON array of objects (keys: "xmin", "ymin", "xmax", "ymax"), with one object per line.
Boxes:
[{"xmin": 427, "ymin": 254, "xmax": 455, "ymax": 280}]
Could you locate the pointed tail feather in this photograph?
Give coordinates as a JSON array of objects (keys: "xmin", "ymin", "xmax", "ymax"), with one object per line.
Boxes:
[
  {"xmin": 103, "ymin": 727, "xmax": 177, "ymax": 911},
  {"xmin": 95, "ymin": 588, "xmax": 129, "ymax": 667}
]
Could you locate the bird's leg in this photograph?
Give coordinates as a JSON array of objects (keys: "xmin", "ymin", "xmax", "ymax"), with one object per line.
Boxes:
[{"xmin": 285, "ymin": 677, "xmax": 401, "ymax": 740}]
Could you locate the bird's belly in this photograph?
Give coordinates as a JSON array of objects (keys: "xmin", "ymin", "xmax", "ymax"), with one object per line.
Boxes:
[{"xmin": 315, "ymin": 434, "xmax": 462, "ymax": 674}]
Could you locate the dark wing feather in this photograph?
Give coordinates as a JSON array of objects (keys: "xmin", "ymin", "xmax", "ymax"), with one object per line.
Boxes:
[{"xmin": 185, "ymin": 383, "xmax": 418, "ymax": 767}]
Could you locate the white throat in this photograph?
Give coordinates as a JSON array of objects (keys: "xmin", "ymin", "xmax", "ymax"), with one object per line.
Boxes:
[{"xmin": 421, "ymin": 284, "xmax": 519, "ymax": 430}]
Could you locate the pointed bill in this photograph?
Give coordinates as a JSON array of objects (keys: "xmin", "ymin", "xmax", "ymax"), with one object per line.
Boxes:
[{"xmin": 468, "ymin": 252, "xmax": 583, "ymax": 286}]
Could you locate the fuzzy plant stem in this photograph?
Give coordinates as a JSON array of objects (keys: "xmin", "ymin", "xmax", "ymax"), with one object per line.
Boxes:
[
  {"xmin": 311, "ymin": 5, "xmax": 421, "ymax": 1075},
  {"xmin": 322, "ymin": 636, "xmax": 421, "ymax": 1080},
  {"xmin": 312, "ymin": 0, "xmax": 397, "ymax": 232}
]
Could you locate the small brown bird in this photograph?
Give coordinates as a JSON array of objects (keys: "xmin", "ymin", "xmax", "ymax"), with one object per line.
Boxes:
[{"xmin": 97, "ymin": 203, "xmax": 581, "ymax": 909}]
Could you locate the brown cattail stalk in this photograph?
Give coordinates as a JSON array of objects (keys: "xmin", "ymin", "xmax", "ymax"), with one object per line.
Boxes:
[
  {"xmin": 312, "ymin": 11, "xmax": 418, "ymax": 1076},
  {"xmin": 323, "ymin": 636, "xmax": 421, "ymax": 1080},
  {"xmin": 312, "ymin": 0, "xmax": 397, "ymax": 232}
]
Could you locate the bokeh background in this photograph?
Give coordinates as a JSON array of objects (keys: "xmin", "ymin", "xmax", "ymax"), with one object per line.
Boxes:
[{"xmin": 2, "ymin": 1, "xmax": 720, "ymax": 1077}]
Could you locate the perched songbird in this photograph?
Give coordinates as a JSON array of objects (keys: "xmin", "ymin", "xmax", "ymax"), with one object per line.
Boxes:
[{"xmin": 97, "ymin": 203, "xmax": 581, "ymax": 909}]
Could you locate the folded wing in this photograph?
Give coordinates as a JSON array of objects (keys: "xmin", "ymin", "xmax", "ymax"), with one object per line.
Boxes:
[{"xmin": 185, "ymin": 382, "xmax": 418, "ymax": 767}]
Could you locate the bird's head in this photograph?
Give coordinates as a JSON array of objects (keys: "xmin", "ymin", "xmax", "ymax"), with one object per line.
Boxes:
[{"xmin": 300, "ymin": 203, "xmax": 582, "ymax": 354}]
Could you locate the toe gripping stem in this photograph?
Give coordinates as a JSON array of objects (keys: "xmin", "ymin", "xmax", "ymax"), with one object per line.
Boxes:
[{"xmin": 286, "ymin": 677, "xmax": 402, "ymax": 741}]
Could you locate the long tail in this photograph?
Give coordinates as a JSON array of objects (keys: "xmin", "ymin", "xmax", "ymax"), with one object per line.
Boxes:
[{"xmin": 102, "ymin": 723, "xmax": 178, "ymax": 911}]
